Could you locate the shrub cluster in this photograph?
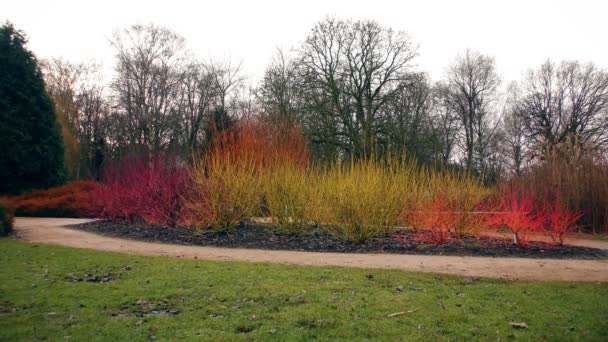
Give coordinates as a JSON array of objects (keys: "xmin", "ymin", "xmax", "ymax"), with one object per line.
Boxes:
[
  {"xmin": 91, "ymin": 120, "xmax": 587, "ymax": 248},
  {"xmin": 404, "ymin": 194, "xmax": 464, "ymax": 245},
  {"xmin": 0, "ymin": 201, "xmax": 14, "ymax": 236},
  {"xmin": 483, "ymin": 186, "xmax": 585, "ymax": 247},
  {"xmin": 315, "ymin": 159, "xmax": 413, "ymax": 243},
  {"xmin": 93, "ymin": 154, "xmax": 188, "ymax": 227},
  {"xmin": 263, "ymin": 163, "xmax": 311, "ymax": 232},
  {"xmin": 485, "ymin": 188, "xmax": 544, "ymax": 247},
  {"xmin": 184, "ymin": 121, "xmax": 307, "ymax": 229},
  {"xmin": 397, "ymin": 182, "xmax": 585, "ymax": 248},
  {"xmin": 504, "ymin": 142, "xmax": 608, "ymax": 234},
  {"xmin": 1, "ymin": 181, "xmax": 101, "ymax": 218}
]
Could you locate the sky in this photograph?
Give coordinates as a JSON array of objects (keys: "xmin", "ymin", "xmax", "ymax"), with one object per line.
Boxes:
[{"xmin": 3, "ymin": 0, "xmax": 608, "ymax": 86}]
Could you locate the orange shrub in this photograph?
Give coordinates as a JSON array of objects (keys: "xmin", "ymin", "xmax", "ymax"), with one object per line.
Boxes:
[
  {"xmin": 183, "ymin": 120, "xmax": 309, "ymax": 230},
  {"xmin": 209, "ymin": 120, "xmax": 309, "ymax": 171},
  {"xmin": 3, "ymin": 181, "xmax": 101, "ymax": 218}
]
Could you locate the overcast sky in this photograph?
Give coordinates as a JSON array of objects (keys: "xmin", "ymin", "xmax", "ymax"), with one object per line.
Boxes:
[{"xmin": 3, "ymin": 0, "xmax": 607, "ymax": 86}]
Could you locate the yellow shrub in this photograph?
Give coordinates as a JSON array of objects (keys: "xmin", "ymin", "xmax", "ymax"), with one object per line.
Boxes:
[
  {"xmin": 263, "ymin": 164, "xmax": 311, "ymax": 233},
  {"xmin": 183, "ymin": 145, "xmax": 491, "ymax": 241},
  {"xmin": 315, "ymin": 159, "xmax": 409, "ymax": 243},
  {"xmin": 185, "ymin": 153, "xmax": 263, "ymax": 230}
]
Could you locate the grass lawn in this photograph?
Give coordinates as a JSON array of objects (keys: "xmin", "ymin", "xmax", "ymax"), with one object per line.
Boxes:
[{"xmin": 1, "ymin": 239, "xmax": 607, "ymax": 341}]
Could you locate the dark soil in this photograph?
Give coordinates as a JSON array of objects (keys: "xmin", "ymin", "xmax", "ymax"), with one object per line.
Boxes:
[{"xmin": 69, "ymin": 221, "xmax": 607, "ymax": 259}]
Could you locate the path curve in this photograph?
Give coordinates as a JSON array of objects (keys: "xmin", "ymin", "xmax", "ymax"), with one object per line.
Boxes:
[{"xmin": 11, "ymin": 217, "xmax": 608, "ymax": 282}]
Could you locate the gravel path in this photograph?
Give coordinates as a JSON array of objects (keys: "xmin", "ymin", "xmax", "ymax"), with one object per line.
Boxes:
[{"xmin": 11, "ymin": 217, "xmax": 608, "ymax": 282}]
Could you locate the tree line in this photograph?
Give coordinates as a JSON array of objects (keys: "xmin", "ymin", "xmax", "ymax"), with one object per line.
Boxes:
[{"xmin": 5, "ymin": 18, "xmax": 608, "ymax": 188}]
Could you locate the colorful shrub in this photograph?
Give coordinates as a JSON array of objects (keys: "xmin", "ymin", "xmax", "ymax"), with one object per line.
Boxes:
[
  {"xmin": 263, "ymin": 164, "xmax": 311, "ymax": 233},
  {"xmin": 401, "ymin": 194, "xmax": 462, "ymax": 245},
  {"xmin": 502, "ymin": 141, "xmax": 608, "ymax": 234},
  {"xmin": 185, "ymin": 151, "xmax": 264, "ymax": 230},
  {"xmin": 2, "ymin": 181, "xmax": 101, "ymax": 218},
  {"xmin": 184, "ymin": 121, "xmax": 308, "ymax": 230},
  {"xmin": 485, "ymin": 188, "xmax": 544, "ymax": 247},
  {"xmin": 94, "ymin": 154, "xmax": 188, "ymax": 227},
  {"xmin": 316, "ymin": 159, "xmax": 405, "ymax": 243},
  {"xmin": 210, "ymin": 120, "xmax": 309, "ymax": 171},
  {"xmin": 543, "ymin": 195, "xmax": 585, "ymax": 246}
]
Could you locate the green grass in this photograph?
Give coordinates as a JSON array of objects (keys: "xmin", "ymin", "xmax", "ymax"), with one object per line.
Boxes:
[{"xmin": 0, "ymin": 239, "xmax": 607, "ymax": 341}]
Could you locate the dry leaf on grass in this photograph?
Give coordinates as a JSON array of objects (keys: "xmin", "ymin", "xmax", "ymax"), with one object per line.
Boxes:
[
  {"xmin": 387, "ymin": 308, "xmax": 421, "ymax": 318},
  {"xmin": 509, "ymin": 322, "xmax": 528, "ymax": 329}
]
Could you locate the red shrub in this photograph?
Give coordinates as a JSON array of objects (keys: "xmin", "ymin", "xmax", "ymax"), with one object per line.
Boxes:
[
  {"xmin": 485, "ymin": 188, "xmax": 544, "ymax": 247},
  {"xmin": 543, "ymin": 195, "xmax": 585, "ymax": 246},
  {"xmin": 399, "ymin": 195, "xmax": 463, "ymax": 245},
  {"xmin": 94, "ymin": 154, "xmax": 189, "ymax": 227},
  {"xmin": 2, "ymin": 181, "xmax": 101, "ymax": 218}
]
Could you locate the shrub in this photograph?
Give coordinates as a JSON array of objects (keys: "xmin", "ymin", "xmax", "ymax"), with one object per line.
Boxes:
[
  {"xmin": 308, "ymin": 158, "xmax": 490, "ymax": 244},
  {"xmin": 543, "ymin": 195, "xmax": 585, "ymax": 246},
  {"xmin": 209, "ymin": 120, "xmax": 309, "ymax": 171},
  {"xmin": 2, "ymin": 181, "xmax": 101, "ymax": 218},
  {"xmin": 402, "ymin": 194, "xmax": 462, "ymax": 245},
  {"xmin": 263, "ymin": 164, "xmax": 311, "ymax": 232},
  {"xmin": 94, "ymin": 154, "xmax": 188, "ymax": 227},
  {"xmin": 485, "ymin": 188, "xmax": 543, "ymax": 247},
  {"xmin": 503, "ymin": 141, "xmax": 608, "ymax": 234},
  {"xmin": 185, "ymin": 152, "xmax": 264, "ymax": 230},
  {"xmin": 0, "ymin": 201, "xmax": 14, "ymax": 236},
  {"xmin": 184, "ymin": 120, "xmax": 309, "ymax": 231},
  {"xmin": 423, "ymin": 169, "xmax": 490, "ymax": 238},
  {"xmin": 316, "ymin": 159, "xmax": 405, "ymax": 243}
]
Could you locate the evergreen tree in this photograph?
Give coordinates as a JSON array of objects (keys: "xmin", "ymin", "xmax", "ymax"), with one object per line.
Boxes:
[{"xmin": 0, "ymin": 23, "xmax": 65, "ymax": 195}]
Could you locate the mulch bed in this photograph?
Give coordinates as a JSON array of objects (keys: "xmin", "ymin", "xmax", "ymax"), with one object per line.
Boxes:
[{"xmin": 69, "ymin": 221, "xmax": 607, "ymax": 259}]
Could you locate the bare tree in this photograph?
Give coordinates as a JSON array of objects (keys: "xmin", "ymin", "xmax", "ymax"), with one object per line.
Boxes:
[
  {"xmin": 233, "ymin": 85, "xmax": 259, "ymax": 121},
  {"xmin": 518, "ymin": 60, "xmax": 608, "ymax": 153},
  {"xmin": 383, "ymin": 73, "xmax": 436, "ymax": 161},
  {"xmin": 73, "ymin": 63, "xmax": 110, "ymax": 178},
  {"xmin": 110, "ymin": 23, "xmax": 186, "ymax": 153},
  {"xmin": 41, "ymin": 58, "xmax": 82, "ymax": 178},
  {"xmin": 299, "ymin": 17, "xmax": 418, "ymax": 159},
  {"xmin": 445, "ymin": 49, "xmax": 500, "ymax": 173},
  {"xmin": 431, "ymin": 81, "xmax": 460, "ymax": 165},
  {"xmin": 42, "ymin": 58, "xmax": 111, "ymax": 178},
  {"xmin": 174, "ymin": 61, "xmax": 216, "ymax": 150},
  {"xmin": 256, "ymin": 47, "xmax": 305, "ymax": 126},
  {"xmin": 41, "ymin": 58, "xmax": 82, "ymax": 129},
  {"xmin": 501, "ymin": 83, "xmax": 527, "ymax": 176},
  {"xmin": 207, "ymin": 58, "xmax": 246, "ymax": 116}
]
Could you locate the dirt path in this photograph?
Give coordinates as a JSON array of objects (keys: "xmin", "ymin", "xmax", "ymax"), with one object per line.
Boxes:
[{"xmin": 11, "ymin": 217, "xmax": 608, "ymax": 282}]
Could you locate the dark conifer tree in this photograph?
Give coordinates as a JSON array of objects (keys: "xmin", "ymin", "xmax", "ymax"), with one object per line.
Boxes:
[{"xmin": 0, "ymin": 22, "xmax": 65, "ymax": 194}]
